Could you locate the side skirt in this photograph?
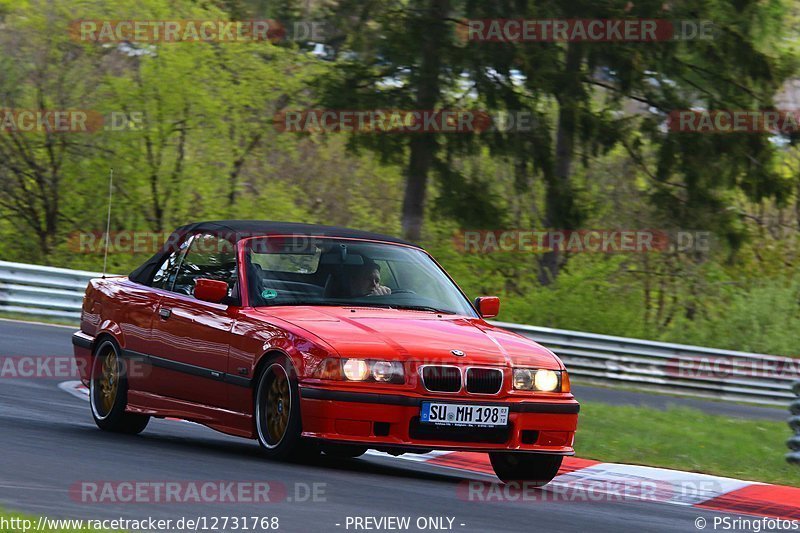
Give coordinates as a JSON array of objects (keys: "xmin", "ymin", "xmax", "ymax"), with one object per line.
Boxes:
[{"xmin": 127, "ymin": 390, "xmax": 255, "ymax": 439}]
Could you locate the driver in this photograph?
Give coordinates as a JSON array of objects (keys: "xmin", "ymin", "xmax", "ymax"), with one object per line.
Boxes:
[{"xmin": 350, "ymin": 260, "xmax": 391, "ymax": 297}]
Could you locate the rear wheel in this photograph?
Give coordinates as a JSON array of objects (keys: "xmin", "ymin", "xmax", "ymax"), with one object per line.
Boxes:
[
  {"xmin": 89, "ymin": 339, "xmax": 150, "ymax": 434},
  {"xmin": 255, "ymin": 356, "xmax": 312, "ymax": 460},
  {"xmin": 489, "ymin": 452, "xmax": 563, "ymax": 485}
]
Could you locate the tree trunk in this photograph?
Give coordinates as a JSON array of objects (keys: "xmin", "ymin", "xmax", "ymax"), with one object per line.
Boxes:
[
  {"xmin": 538, "ymin": 42, "xmax": 583, "ymax": 285},
  {"xmin": 400, "ymin": 0, "xmax": 449, "ymax": 241},
  {"xmin": 402, "ymin": 135, "xmax": 437, "ymax": 241}
]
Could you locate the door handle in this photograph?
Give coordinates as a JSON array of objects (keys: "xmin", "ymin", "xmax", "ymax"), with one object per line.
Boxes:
[{"xmin": 159, "ymin": 308, "xmax": 172, "ymax": 319}]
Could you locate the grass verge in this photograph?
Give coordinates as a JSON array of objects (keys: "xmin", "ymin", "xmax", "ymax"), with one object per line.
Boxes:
[
  {"xmin": 577, "ymin": 402, "xmax": 798, "ymax": 487},
  {"xmin": 0, "ymin": 311, "xmax": 78, "ymax": 327}
]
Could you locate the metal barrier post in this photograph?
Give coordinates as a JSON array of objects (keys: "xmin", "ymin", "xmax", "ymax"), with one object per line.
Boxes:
[{"xmin": 788, "ymin": 380, "xmax": 800, "ymax": 465}]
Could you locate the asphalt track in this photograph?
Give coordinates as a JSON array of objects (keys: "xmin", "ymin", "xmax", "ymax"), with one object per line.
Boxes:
[{"xmin": 0, "ymin": 319, "xmax": 783, "ymax": 532}]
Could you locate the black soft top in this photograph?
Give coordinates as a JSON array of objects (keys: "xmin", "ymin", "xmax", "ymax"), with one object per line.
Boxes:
[{"xmin": 128, "ymin": 220, "xmax": 415, "ymax": 285}]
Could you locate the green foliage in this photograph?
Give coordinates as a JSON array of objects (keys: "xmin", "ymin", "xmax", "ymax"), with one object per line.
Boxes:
[
  {"xmin": 501, "ymin": 256, "xmax": 650, "ymax": 338},
  {"xmin": 664, "ymin": 278, "xmax": 800, "ymax": 356}
]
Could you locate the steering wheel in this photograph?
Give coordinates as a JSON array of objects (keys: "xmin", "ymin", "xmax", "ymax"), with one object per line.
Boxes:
[{"xmin": 390, "ymin": 289, "xmax": 416, "ymax": 294}]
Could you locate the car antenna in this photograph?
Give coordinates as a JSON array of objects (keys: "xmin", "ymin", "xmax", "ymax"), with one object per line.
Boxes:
[{"xmin": 102, "ymin": 168, "xmax": 113, "ymax": 279}]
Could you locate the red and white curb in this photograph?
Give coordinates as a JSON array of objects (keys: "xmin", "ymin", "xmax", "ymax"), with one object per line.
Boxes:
[
  {"xmin": 59, "ymin": 380, "xmax": 92, "ymax": 401},
  {"xmin": 400, "ymin": 451, "xmax": 800, "ymax": 519},
  {"xmin": 60, "ymin": 381, "xmax": 800, "ymax": 520}
]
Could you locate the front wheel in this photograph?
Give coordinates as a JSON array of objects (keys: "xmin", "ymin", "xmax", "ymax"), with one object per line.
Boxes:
[
  {"xmin": 89, "ymin": 339, "xmax": 150, "ymax": 434},
  {"xmin": 254, "ymin": 356, "xmax": 309, "ymax": 460},
  {"xmin": 489, "ymin": 452, "xmax": 563, "ymax": 485}
]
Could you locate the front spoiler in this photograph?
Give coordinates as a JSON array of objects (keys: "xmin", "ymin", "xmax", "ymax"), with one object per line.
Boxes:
[{"xmin": 300, "ymin": 387, "xmax": 581, "ymax": 414}]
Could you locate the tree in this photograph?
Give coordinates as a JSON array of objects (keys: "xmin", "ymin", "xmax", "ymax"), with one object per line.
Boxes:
[
  {"xmin": 316, "ymin": 0, "xmax": 479, "ymax": 241},
  {"xmin": 0, "ymin": 0, "xmax": 104, "ymax": 257},
  {"xmin": 0, "ymin": 0, "xmax": 321, "ymax": 257},
  {"xmin": 460, "ymin": 0, "xmax": 795, "ymax": 282},
  {"xmin": 316, "ymin": 0, "xmax": 794, "ymax": 281}
]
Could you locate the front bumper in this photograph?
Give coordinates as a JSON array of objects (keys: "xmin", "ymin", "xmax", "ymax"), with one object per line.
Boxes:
[{"xmin": 299, "ymin": 387, "xmax": 579, "ymax": 453}]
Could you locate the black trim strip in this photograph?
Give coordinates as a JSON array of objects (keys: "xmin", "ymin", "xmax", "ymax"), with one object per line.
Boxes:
[
  {"xmin": 123, "ymin": 349, "xmax": 251, "ymax": 388},
  {"xmin": 299, "ymin": 387, "xmax": 580, "ymax": 414},
  {"xmin": 516, "ymin": 402, "xmax": 581, "ymax": 414},
  {"xmin": 224, "ymin": 374, "xmax": 252, "ymax": 388},
  {"xmin": 72, "ymin": 331, "xmax": 94, "ymax": 350},
  {"xmin": 302, "ymin": 388, "xmax": 419, "ymax": 406}
]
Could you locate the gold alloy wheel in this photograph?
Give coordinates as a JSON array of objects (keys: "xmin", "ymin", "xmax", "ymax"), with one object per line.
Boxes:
[
  {"xmin": 266, "ymin": 368, "xmax": 291, "ymax": 443},
  {"xmin": 98, "ymin": 348, "xmax": 119, "ymax": 416}
]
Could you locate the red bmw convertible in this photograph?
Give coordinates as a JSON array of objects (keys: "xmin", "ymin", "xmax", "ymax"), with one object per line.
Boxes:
[{"xmin": 72, "ymin": 221, "xmax": 579, "ymax": 484}]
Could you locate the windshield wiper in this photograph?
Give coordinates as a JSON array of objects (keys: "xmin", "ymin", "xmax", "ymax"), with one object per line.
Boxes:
[
  {"xmin": 258, "ymin": 301, "xmax": 456, "ymax": 314},
  {"xmin": 390, "ymin": 305, "xmax": 456, "ymax": 315}
]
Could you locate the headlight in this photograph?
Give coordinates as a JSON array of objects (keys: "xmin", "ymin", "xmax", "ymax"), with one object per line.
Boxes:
[
  {"xmin": 336, "ymin": 359, "xmax": 404, "ymax": 384},
  {"xmin": 343, "ymin": 359, "xmax": 370, "ymax": 381},
  {"xmin": 513, "ymin": 368, "xmax": 533, "ymax": 390},
  {"xmin": 372, "ymin": 361, "xmax": 396, "ymax": 382},
  {"xmin": 513, "ymin": 368, "xmax": 562, "ymax": 392},
  {"xmin": 534, "ymin": 369, "xmax": 560, "ymax": 392}
]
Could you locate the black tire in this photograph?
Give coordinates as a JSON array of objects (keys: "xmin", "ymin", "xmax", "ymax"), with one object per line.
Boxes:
[
  {"xmin": 89, "ymin": 339, "xmax": 150, "ymax": 435},
  {"xmin": 320, "ymin": 443, "xmax": 368, "ymax": 459},
  {"xmin": 489, "ymin": 452, "xmax": 563, "ymax": 485},
  {"xmin": 254, "ymin": 355, "xmax": 311, "ymax": 460}
]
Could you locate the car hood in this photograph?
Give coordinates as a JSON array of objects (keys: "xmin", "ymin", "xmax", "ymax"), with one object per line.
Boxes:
[{"xmin": 252, "ymin": 306, "xmax": 562, "ymax": 369}]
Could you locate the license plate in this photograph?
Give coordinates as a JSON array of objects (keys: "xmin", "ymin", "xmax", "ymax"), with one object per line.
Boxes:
[{"xmin": 420, "ymin": 402, "xmax": 509, "ymax": 427}]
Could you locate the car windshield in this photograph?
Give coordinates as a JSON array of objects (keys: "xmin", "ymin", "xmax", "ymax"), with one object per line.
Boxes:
[{"xmin": 244, "ymin": 237, "xmax": 477, "ymax": 316}]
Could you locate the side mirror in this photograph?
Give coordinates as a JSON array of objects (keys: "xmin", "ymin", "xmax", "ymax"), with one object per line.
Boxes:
[
  {"xmin": 474, "ymin": 296, "xmax": 500, "ymax": 319},
  {"xmin": 195, "ymin": 278, "xmax": 229, "ymax": 304}
]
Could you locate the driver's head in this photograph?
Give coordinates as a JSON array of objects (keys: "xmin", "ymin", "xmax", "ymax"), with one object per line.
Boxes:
[{"xmin": 350, "ymin": 260, "xmax": 381, "ymax": 297}]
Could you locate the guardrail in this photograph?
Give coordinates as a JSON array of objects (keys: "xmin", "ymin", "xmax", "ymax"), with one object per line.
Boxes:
[
  {"xmin": 0, "ymin": 260, "xmax": 102, "ymax": 320},
  {"xmin": 493, "ymin": 321, "xmax": 798, "ymax": 407},
  {"xmin": 1, "ymin": 260, "xmax": 797, "ymax": 406},
  {"xmin": 789, "ymin": 380, "xmax": 800, "ymax": 465}
]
